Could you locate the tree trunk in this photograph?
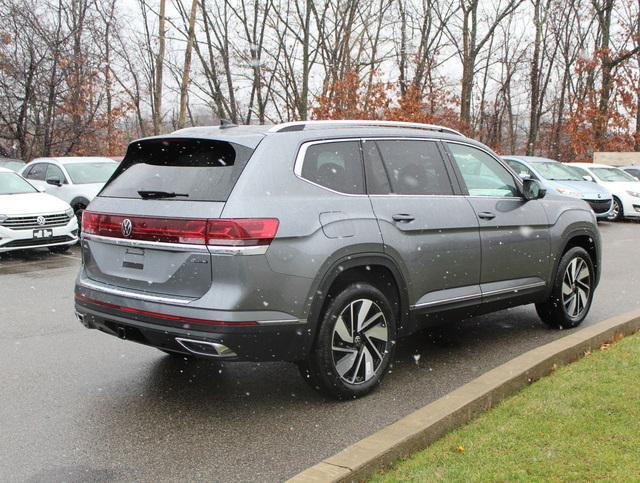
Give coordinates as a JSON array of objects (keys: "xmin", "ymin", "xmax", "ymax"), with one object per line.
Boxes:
[
  {"xmin": 177, "ymin": 0, "xmax": 198, "ymax": 130},
  {"xmin": 153, "ymin": 0, "xmax": 166, "ymax": 135}
]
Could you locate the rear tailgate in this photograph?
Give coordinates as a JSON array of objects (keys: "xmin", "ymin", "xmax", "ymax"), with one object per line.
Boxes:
[{"xmin": 81, "ymin": 137, "xmax": 255, "ymax": 299}]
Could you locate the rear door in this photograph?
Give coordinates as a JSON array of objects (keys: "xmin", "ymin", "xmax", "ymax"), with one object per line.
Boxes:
[
  {"xmin": 444, "ymin": 142, "xmax": 551, "ymax": 300},
  {"xmin": 363, "ymin": 138, "xmax": 481, "ymax": 311},
  {"xmin": 81, "ymin": 138, "xmax": 256, "ymax": 299}
]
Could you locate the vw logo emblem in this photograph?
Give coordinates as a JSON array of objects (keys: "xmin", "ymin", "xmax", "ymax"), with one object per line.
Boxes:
[
  {"xmin": 36, "ymin": 216, "xmax": 46, "ymax": 226},
  {"xmin": 121, "ymin": 219, "xmax": 133, "ymax": 237}
]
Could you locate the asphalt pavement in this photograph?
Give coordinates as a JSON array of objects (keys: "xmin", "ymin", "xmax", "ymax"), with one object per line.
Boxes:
[{"xmin": 1, "ymin": 221, "xmax": 639, "ymax": 482}]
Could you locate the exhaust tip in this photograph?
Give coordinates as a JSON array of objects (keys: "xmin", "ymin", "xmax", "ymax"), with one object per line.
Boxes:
[{"xmin": 175, "ymin": 338, "xmax": 237, "ymax": 358}]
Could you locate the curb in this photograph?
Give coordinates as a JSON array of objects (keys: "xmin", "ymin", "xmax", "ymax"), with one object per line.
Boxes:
[{"xmin": 287, "ymin": 309, "xmax": 640, "ymax": 482}]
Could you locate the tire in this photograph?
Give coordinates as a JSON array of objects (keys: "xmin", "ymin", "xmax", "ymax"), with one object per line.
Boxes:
[
  {"xmin": 74, "ymin": 204, "xmax": 86, "ymax": 228},
  {"xmin": 48, "ymin": 244, "xmax": 71, "ymax": 253},
  {"xmin": 536, "ymin": 247, "xmax": 595, "ymax": 329},
  {"xmin": 609, "ymin": 196, "xmax": 623, "ymax": 221},
  {"xmin": 299, "ymin": 282, "xmax": 397, "ymax": 399}
]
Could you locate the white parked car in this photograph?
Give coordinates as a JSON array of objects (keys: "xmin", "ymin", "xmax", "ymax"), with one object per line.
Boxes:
[
  {"xmin": 21, "ymin": 157, "xmax": 117, "ymax": 223},
  {"xmin": 570, "ymin": 162, "xmax": 640, "ymax": 221},
  {"xmin": 0, "ymin": 167, "xmax": 78, "ymax": 253}
]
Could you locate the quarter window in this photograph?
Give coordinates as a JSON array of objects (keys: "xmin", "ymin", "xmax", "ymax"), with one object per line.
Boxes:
[
  {"xmin": 300, "ymin": 141, "xmax": 364, "ymax": 194},
  {"xmin": 373, "ymin": 140, "xmax": 453, "ymax": 195},
  {"xmin": 447, "ymin": 143, "xmax": 519, "ymax": 197}
]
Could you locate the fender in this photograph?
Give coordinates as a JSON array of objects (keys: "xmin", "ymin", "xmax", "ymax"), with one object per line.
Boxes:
[{"xmin": 304, "ymin": 252, "xmax": 412, "ymax": 343}]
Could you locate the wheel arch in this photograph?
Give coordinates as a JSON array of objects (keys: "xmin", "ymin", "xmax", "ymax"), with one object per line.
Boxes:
[
  {"xmin": 306, "ymin": 253, "xmax": 411, "ymax": 346},
  {"xmin": 559, "ymin": 229, "xmax": 600, "ymax": 287}
]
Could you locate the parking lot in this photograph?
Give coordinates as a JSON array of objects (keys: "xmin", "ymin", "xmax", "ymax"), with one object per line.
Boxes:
[{"xmin": 0, "ymin": 221, "xmax": 638, "ymax": 482}]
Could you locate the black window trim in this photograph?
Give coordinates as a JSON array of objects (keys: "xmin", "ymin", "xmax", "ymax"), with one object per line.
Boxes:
[{"xmin": 442, "ymin": 140, "xmax": 525, "ymax": 199}]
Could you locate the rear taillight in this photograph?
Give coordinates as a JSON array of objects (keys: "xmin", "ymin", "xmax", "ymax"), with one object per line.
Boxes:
[
  {"xmin": 206, "ymin": 218, "xmax": 279, "ymax": 246},
  {"xmin": 82, "ymin": 211, "xmax": 279, "ymax": 247}
]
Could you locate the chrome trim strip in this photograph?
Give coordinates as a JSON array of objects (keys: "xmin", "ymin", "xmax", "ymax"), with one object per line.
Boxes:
[
  {"xmin": 209, "ymin": 245, "xmax": 269, "ymax": 256},
  {"xmin": 82, "ymin": 233, "xmax": 210, "ymax": 253},
  {"xmin": 411, "ymin": 293, "xmax": 481, "ymax": 309},
  {"xmin": 410, "ymin": 281, "xmax": 546, "ymax": 310},
  {"xmin": 79, "ymin": 279, "xmax": 195, "ymax": 305},
  {"xmin": 482, "ymin": 281, "xmax": 546, "ymax": 297}
]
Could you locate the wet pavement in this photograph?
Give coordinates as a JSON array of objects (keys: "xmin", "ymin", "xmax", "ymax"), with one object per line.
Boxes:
[{"xmin": 0, "ymin": 221, "xmax": 639, "ymax": 482}]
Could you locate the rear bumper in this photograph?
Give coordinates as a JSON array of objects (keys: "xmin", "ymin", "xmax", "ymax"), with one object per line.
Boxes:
[{"xmin": 74, "ymin": 284, "xmax": 313, "ymax": 362}]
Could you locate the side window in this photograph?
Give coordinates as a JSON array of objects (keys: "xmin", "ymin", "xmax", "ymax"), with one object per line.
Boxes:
[
  {"xmin": 300, "ymin": 141, "xmax": 364, "ymax": 194},
  {"xmin": 45, "ymin": 164, "xmax": 66, "ymax": 183},
  {"xmin": 505, "ymin": 159, "xmax": 535, "ymax": 180},
  {"xmin": 362, "ymin": 139, "xmax": 391, "ymax": 194},
  {"xmin": 375, "ymin": 140, "xmax": 454, "ymax": 195},
  {"xmin": 25, "ymin": 163, "xmax": 46, "ymax": 181},
  {"xmin": 447, "ymin": 143, "xmax": 519, "ymax": 197}
]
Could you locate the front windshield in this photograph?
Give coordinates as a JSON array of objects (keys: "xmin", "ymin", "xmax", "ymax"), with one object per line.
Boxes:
[
  {"xmin": 591, "ymin": 167, "xmax": 638, "ymax": 182},
  {"xmin": 0, "ymin": 172, "xmax": 37, "ymax": 195},
  {"xmin": 65, "ymin": 162, "xmax": 117, "ymax": 184},
  {"xmin": 534, "ymin": 162, "xmax": 582, "ymax": 181}
]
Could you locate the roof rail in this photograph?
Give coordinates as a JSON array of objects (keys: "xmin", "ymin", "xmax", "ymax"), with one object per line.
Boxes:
[{"xmin": 267, "ymin": 120, "xmax": 465, "ymax": 137}]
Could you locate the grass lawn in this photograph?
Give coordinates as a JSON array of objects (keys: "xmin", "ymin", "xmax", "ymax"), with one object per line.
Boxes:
[{"xmin": 371, "ymin": 332, "xmax": 640, "ymax": 482}]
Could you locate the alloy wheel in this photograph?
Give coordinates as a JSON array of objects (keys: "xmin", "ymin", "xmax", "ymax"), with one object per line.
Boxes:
[
  {"xmin": 331, "ymin": 298, "xmax": 389, "ymax": 385},
  {"xmin": 562, "ymin": 257, "xmax": 591, "ymax": 319}
]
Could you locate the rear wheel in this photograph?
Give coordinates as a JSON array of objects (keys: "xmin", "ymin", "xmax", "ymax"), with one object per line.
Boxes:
[
  {"xmin": 536, "ymin": 247, "xmax": 594, "ymax": 329},
  {"xmin": 300, "ymin": 283, "xmax": 396, "ymax": 399}
]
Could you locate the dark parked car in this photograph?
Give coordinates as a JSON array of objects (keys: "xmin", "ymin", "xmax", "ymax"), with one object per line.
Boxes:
[{"xmin": 75, "ymin": 120, "xmax": 601, "ymax": 399}]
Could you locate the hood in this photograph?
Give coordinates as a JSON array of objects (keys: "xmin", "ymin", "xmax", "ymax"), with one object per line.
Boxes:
[
  {"xmin": 598, "ymin": 180, "xmax": 640, "ymax": 195},
  {"xmin": 548, "ymin": 180, "xmax": 612, "ymax": 199},
  {"xmin": 78, "ymin": 183, "xmax": 106, "ymax": 201},
  {"xmin": 0, "ymin": 192, "xmax": 72, "ymax": 216}
]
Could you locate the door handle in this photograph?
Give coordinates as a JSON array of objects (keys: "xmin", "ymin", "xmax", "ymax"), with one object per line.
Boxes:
[
  {"xmin": 392, "ymin": 213, "xmax": 415, "ymax": 223},
  {"xmin": 478, "ymin": 211, "xmax": 496, "ymax": 220}
]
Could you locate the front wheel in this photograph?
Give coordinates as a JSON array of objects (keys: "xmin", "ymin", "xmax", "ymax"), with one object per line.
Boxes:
[
  {"xmin": 608, "ymin": 197, "xmax": 623, "ymax": 221},
  {"xmin": 300, "ymin": 283, "xmax": 396, "ymax": 399},
  {"xmin": 536, "ymin": 247, "xmax": 595, "ymax": 329}
]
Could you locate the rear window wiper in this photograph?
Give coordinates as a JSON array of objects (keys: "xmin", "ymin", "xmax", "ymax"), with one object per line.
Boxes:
[{"xmin": 137, "ymin": 190, "xmax": 190, "ymax": 199}]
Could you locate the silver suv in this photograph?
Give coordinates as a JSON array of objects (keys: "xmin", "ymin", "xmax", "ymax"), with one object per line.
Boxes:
[{"xmin": 75, "ymin": 120, "xmax": 601, "ymax": 399}]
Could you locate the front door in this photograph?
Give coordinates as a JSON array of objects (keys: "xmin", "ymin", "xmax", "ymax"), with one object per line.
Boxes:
[{"xmin": 444, "ymin": 142, "xmax": 551, "ymax": 301}]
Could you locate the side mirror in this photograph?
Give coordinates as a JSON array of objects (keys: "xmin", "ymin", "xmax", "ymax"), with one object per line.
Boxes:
[
  {"xmin": 583, "ymin": 175, "xmax": 594, "ymax": 182},
  {"xmin": 522, "ymin": 178, "xmax": 545, "ymax": 201},
  {"xmin": 46, "ymin": 177, "xmax": 62, "ymax": 186}
]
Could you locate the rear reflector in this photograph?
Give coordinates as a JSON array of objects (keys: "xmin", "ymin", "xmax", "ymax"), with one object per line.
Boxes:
[
  {"xmin": 82, "ymin": 212, "xmax": 278, "ymax": 246},
  {"xmin": 75, "ymin": 293, "xmax": 258, "ymax": 326}
]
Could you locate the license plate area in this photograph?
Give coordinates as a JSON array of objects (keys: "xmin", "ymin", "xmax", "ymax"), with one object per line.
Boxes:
[{"xmin": 33, "ymin": 229, "xmax": 53, "ymax": 239}]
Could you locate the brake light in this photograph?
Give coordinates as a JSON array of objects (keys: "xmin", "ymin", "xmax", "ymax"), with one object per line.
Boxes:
[
  {"xmin": 206, "ymin": 218, "xmax": 279, "ymax": 246},
  {"xmin": 82, "ymin": 211, "xmax": 279, "ymax": 247}
]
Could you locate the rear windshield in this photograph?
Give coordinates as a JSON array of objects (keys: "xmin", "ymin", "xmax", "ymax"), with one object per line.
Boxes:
[{"xmin": 100, "ymin": 138, "xmax": 254, "ymax": 202}]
